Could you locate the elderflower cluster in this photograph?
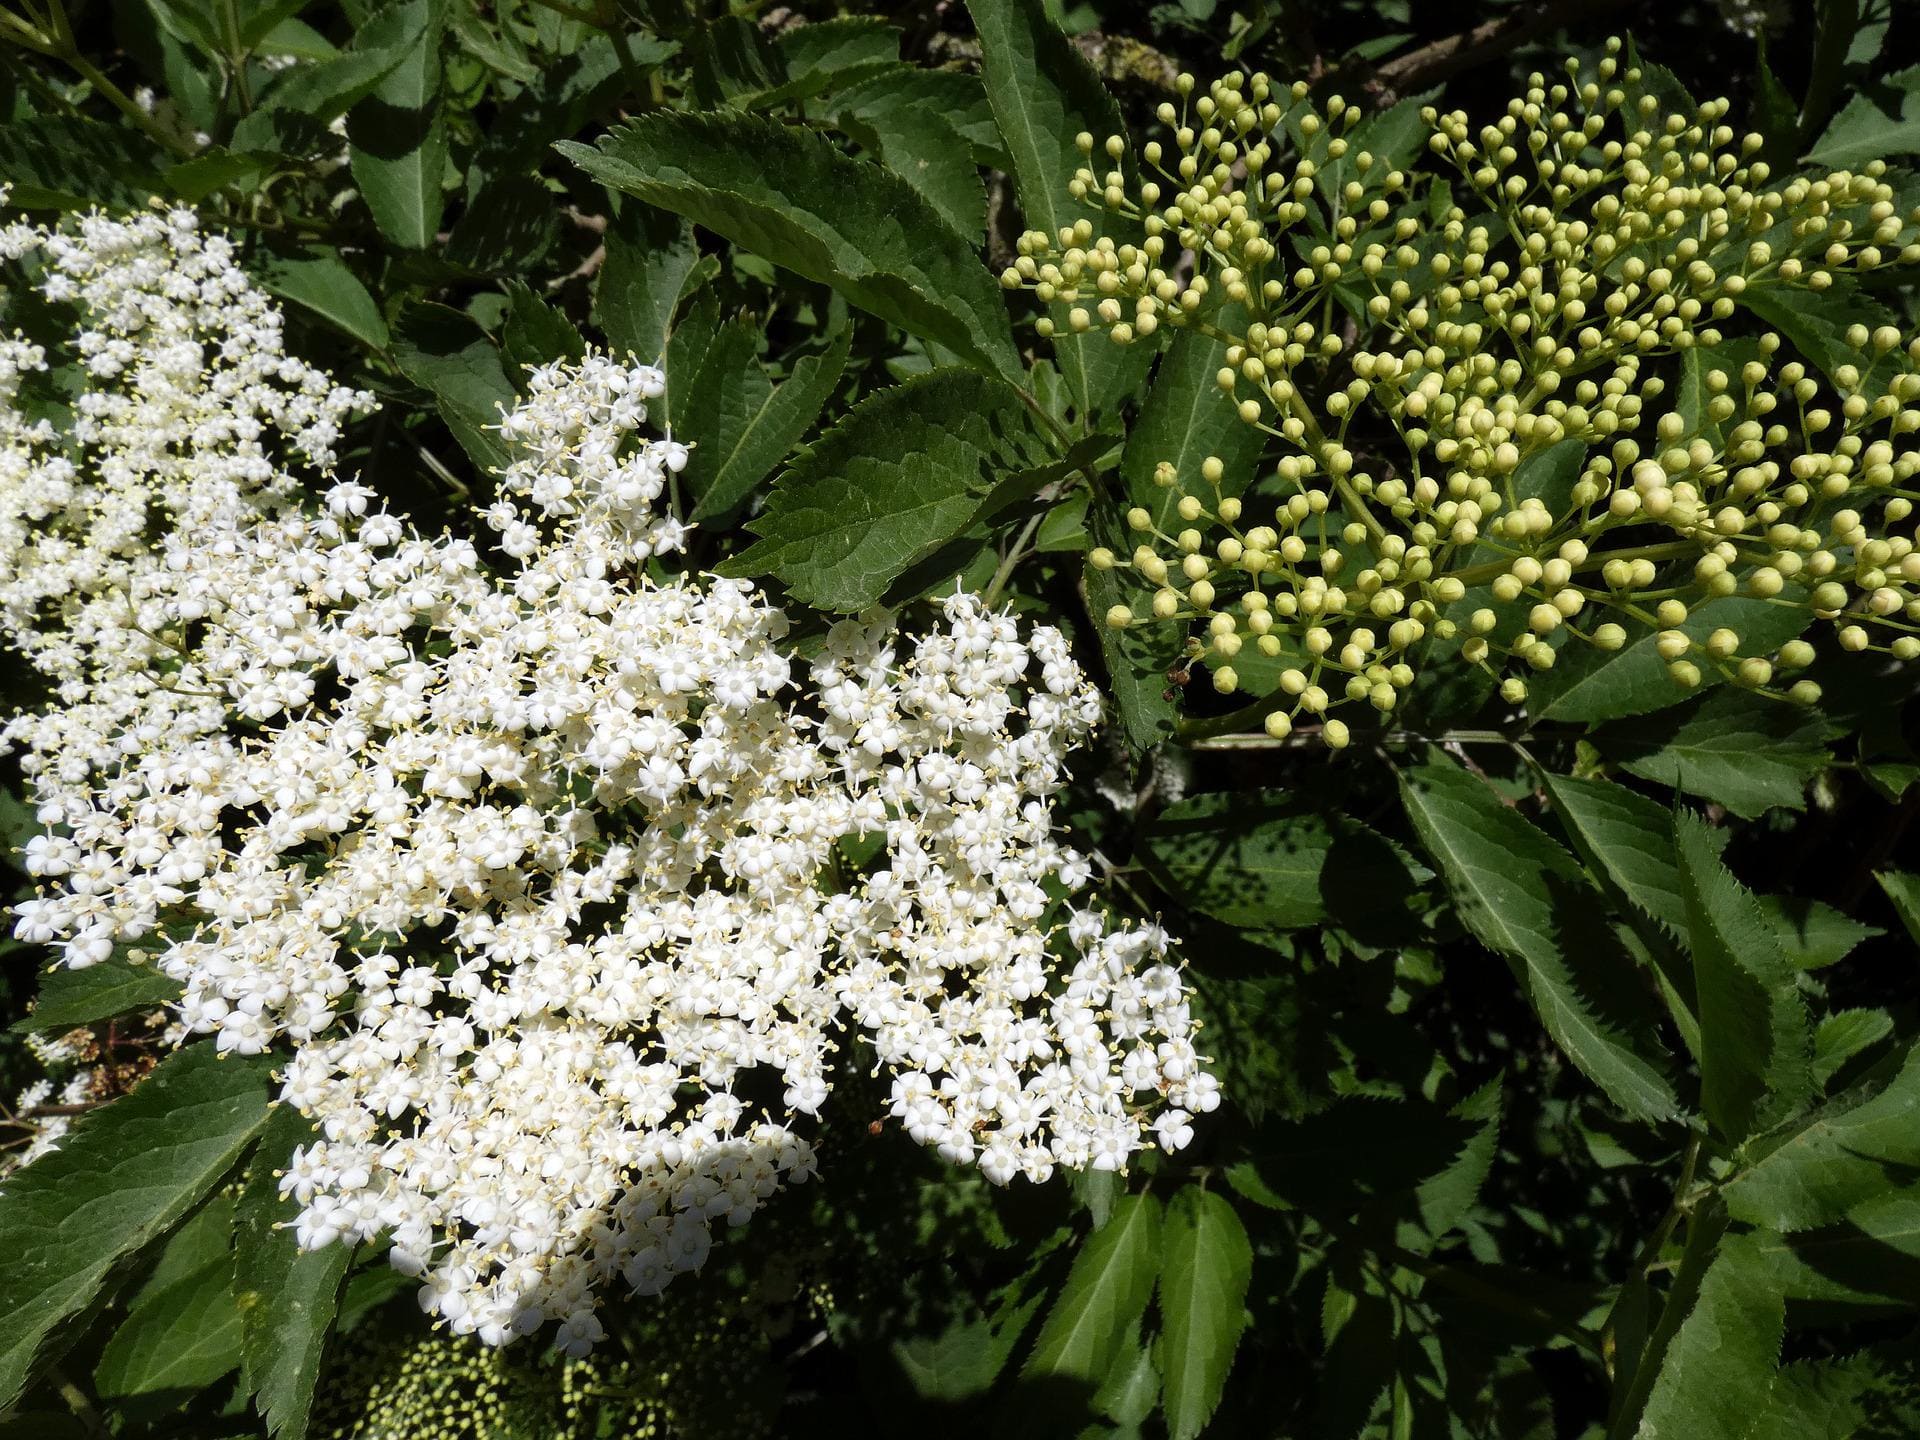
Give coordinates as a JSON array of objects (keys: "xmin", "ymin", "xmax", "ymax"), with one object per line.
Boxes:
[
  {"xmin": 1003, "ymin": 42, "xmax": 1920, "ymax": 743},
  {"xmin": 1, "ymin": 204, "xmax": 1211, "ymax": 1352}
]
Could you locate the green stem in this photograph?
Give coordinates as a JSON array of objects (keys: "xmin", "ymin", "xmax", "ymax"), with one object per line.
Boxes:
[
  {"xmin": 51, "ymin": 1367, "xmax": 111, "ymax": 1440},
  {"xmin": 983, "ymin": 509, "xmax": 1049, "ymax": 607},
  {"xmin": 62, "ymin": 49, "xmax": 197, "ymax": 157}
]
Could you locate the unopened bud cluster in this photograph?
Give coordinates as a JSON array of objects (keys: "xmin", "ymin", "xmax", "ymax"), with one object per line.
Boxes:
[{"xmin": 1003, "ymin": 42, "xmax": 1920, "ymax": 740}]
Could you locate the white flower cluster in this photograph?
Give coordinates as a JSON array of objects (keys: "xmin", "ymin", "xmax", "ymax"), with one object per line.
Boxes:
[{"xmin": 1, "ymin": 204, "xmax": 1213, "ymax": 1353}]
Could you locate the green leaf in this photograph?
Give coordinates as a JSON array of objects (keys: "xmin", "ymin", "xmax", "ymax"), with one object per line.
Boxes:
[
  {"xmin": 1093, "ymin": 1321, "xmax": 1159, "ymax": 1426},
  {"xmin": 1023, "ymin": 1194, "xmax": 1162, "ymax": 1385},
  {"xmin": 664, "ymin": 287, "xmax": 722, "ymax": 434},
  {"xmin": 595, "ymin": 203, "xmax": 702, "ymax": 365},
  {"xmin": 560, "ymin": 112, "xmax": 1021, "ymax": 383},
  {"xmin": 689, "ymin": 327, "xmax": 851, "ymax": 522},
  {"xmin": 1542, "ymin": 773, "xmax": 1687, "ymax": 937},
  {"xmin": 967, "ymin": 0, "xmax": 1152, "ymax": 419},
  {"xmin": 231, "ymin": 1, "xmax": 427, "ymax": 150},
  {"xmin": 501, "ymin": 282, "xmax": 586, "ymax": 382},
  {"xmin": 1528, "ymin": 596, "xmax": 1812, "ymax": 724},
  {"xmin": 720, "ymin": 369, "xmax": 1053, "ymax": 611},
  {"xmin": 1121, "ymin": 316, "xmax": 1266, "ymax": 527},
  {"xmin": 1139, "ymin": 789, "xmax": 1427, "ymax": 936},
  {"xmin": 235, "ymin": 1109, "xmax": 352, "ymax": 1440},
  {"xmin": 1753, "ymin": 895, "xmax": 1881, "ymax": 971},
  {"xmin": 129, "ymin": 1196, "xmax": 235, "ymax": 1312},
  {"xmin": 347, "ymin": 0, "xmax": 448, "ymax": 250},
  {"xmin": 390, "ymin": 302, "xmax": 514, "ymax": 474},
  {"xmin": 1604, "ymin": 690, "xmax": 1840, "ymax": 819},
  {"xmin": 1806, "ymin": 65, "xmax": 1920, "ymax": 169},
  {"xmin": 1398, "ymin": 756, "xmax": 1680, "ymax": 1122},
  {"xmin": 1157, "ymin": 1187, "xmax": 1252, "ymax": 1440},
  {"xmin": 1412, "ymin": 1079, "xmax": 1503, "ymax": 1248},
  {"xmin": 1812, "ymin": 1009, "xmax": 1894, "ymax": 1090},
  {"xmin": 444, "ymin": 176, "xmax": 561, "ymax": 277},
  {"xmin": 0, "ymin": 1047, "xmax": 271, "ymax": 1410},
  {"xmin": 687, "ymin": 14, "xmax": 786, "ymax": 108},
  {"xmin": 0, "ymin": 114, "xmax": 166, "ymax": 211},
  {"xmin": 1085, "ymin": 504, "xmax": 1179, "ymax": 751},
  {"xmin": 1743, "ymin": 274, "xmax": 1904, "ymax": 395},
  {"xmin": 1724, "ymin": 1042, "xmax": 1920, "ymax": 1231},
  {"xmin": 1754, "ymin": 1190, "xmax": 1920, "ymax": 1313},
  {"xmin": 767, "ymin": 16, "xmax": 900, "ymax": 101},
  {"xmin": 448, "ymin": 0, "xmax": 537, "ymax": 82},
  {"xmin": 1632, "ymin": 1234, "xmax": 1786, "ymax": 1440},
  {"xmin": 831, "ymin": 68, "xmax": 990, "ymax": 238},
  {"xmin": 17, "ymin": 958, "xmax": 180, "ymax": 1034},
  {"xmin": 1091, "ymin": 318, "xmax": 1265, "ymax": 750},
  {"xmin": 1876, "ymin": 870, "xmax": 1920, "ymax": 946},
  {"xmin": 95, "ymin": 1258, "xmax": 243, "ymax": 1398},
  {"xmin": 161, "ymin": 148, "xmax": 269, "ymax": 204},
  {"xmin": 891, "ymin": 1282, "xmax": 1045, "ymax": 1404},
  {"xmin": 254, "ymin": 251, "xmax": 390, "ymax": 351},
  {"xmin": 1674, "ymin": 810, "xmax": 1811, "ymax": 1143}
]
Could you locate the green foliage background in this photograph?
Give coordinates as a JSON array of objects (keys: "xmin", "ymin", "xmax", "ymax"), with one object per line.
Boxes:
[{"xmin": 2, "ymin": 1, "xmax": 1920, "ymax": 1437}]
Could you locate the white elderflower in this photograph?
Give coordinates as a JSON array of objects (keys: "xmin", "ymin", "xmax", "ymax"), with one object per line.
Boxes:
[{"xmin": 1, "ymin": 203, "xmax": 1212, "ymax": 1351}]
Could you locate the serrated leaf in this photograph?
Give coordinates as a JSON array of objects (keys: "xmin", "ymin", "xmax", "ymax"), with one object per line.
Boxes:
[
  {"xmin": 95, "ymin": 1258, "xmax": 243, "ymax": 1397},
  {"xmin": 235, "ymin": 1108, "xmax": 351, "ymax": 1440},
  {"xmin": 831, "ymin": 69, "xmax": 989, "ymax": 238},
  {"xmin": 1675, "ymin": 810, "xmax": 1811, "ymax": 1143},
  {"xmin": 1807, "ymin": 65, "xmax": 1920, "ymax": 170},
  {"xmin": 968, "ymin": 0, "xmax": 1152, "ymax": 419},
  {"xmin": 1724, "ymin": 1043, "xmax": 1920, "ymax": 1231},
  {"xmin": 720, "ymin": 369, "xmax": 1053, "ymax": 611},
  {"xmin": 1158, "ymin": 1187, "xmax": 1251, "ymax": 1440},
  {"xmin": 766, "ymin": 16, "xmax": 900, "ymax": 102},
  {"xmin": 1092, "ymin": 317, "xmax": 1264, "ymax": 750},
  {"xmin": 1632, "ymin": 1234, "xmax": 1785, "ymax": 1440},
  {"xmin": 595, "ymin": 203, "xmax": 701, "ymax": 365},
  {"xmin": 1085, "ymin": 502, "xmax": 1178, "ymax": 751},
  {"xmin": 254, "ymin": 251, "xmax": 389, "ymax": 351},
  {"xmin": 347, "ymin": 0, "xmax": 447, "ymax": 250},
  {"xmin": 690, "ymin": 327, "xmax": 850, "ymax": 522},
  {"xmin": 501, "ymin": 282, "xmax": 586, "ymax": 382},
  {"xmin": 231, "ymin": 1, "xmax": 427, "ymax": 150},
  {"xmin": 824, "ymin": 65, "xmax": 1006, "ymax": 164},
  {"xmin": 1877, "ymin": 871, "xmax": 1920, "ymax": 946},
  {"xmin": 1023, "ymin": 1194, "xmax": 1162, "ymax": 1385},
  {"xmin": 444, "ymin": 176, "xmax": 560, "ymax": 277},
  {"xmin": 1121, "ymin": 315, "xmax": 1265, "ymax": 527},
  {"xmin": 1753, "ymin": 1190, "xmax": 1920, "ymax": 1313},
  {"xmin": 560, "ymin": 112, "xmax": 1020, "ymax": 383},
  {"xmin": 1139, "ymin": 789, "xmax": 1427, "ymax": 935},
  {"xmin": 1528, "ymin": 597, "xmax": 1812, "ymax": 724},
  {"xmin": 891, "ymin": 1280, "xmax": 1045, "ymax": 1404},
  {"xmin": 17, "ymin": 958, "xmax": 180, "ymax": 1033},
  {"xmin": 0, "ymin": 1047, "xmax": 271, "ymax": 1410},
  {"xmin": 1412, "ymin": 1079, "xmax": 1502, "ymax": 1247},
  {"xmin": 1542, "ymin": 773, "xmax": 1688, "ymax": 936},
  {"xmin": 1605, "ymin": 691, "xmax": 1840, "ymax": 819},
  {"xmin": 390, "ymin": 302, "xmax": 514, "ymax": 474},
  {"xmin": 1813, "ymin": 1009, "xmax": 1895, "ymax": 1090},
  {"xmin": 1744, "ymin": 275, "xmax": 1904, "ymax": 395},
  {"xmin": 1398, "ymin": 756, "xmax": 1680, "ymax": 1122},
  {"xmin": 1754, "ymin": 895, "xmax": 1881, "ymax": 971},
  {"xmin": 0, "ymin": 114, "xmax": 166, "ymax": 211},
  {"xmin": 665, "ymin": 287, "xmax": 721, "ymax": 434},
  {"xmin": 128, "ymin": 1195, "xmax": 235, "ymax": 1312}
]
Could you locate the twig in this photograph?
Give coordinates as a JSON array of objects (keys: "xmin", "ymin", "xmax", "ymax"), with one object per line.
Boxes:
[{"xmin": 1370, "ymin": 0, "xmax": 1646, "ymax": 103}]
